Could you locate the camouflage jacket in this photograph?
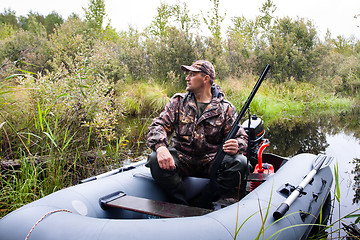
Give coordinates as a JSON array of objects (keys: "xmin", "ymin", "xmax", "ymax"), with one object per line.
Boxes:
[{"xmin": 147, "ymin": 84, "xmax": 248, "ymax": 172}]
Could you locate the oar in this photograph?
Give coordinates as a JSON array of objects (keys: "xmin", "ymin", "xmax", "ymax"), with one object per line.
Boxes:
[
  {"xmin": 80, "ymin": 159, "xmax": 147, "ymax": 183},
  {"xmin": 273, "ymin": 154, "xmax": 334, "ymax": 220}
]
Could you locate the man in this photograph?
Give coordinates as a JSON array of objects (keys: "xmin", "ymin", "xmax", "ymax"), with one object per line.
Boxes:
[{"xmin": 147, "ymin": 60, "xmax": 248, "ymax": 209}]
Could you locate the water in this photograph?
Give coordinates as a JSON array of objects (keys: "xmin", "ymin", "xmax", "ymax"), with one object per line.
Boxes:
[
  {"xmin": 264, "ymin": 112, "xmax": 360, "ymax": 236},
  {"xmin": 325, "ymin": 132, "xmax": 360, "ymax": 226}
]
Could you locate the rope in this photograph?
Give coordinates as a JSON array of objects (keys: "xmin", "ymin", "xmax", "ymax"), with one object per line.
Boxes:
[{"xmin": 25, "ymin": 209, "xmax": 72, "ymax": 240}]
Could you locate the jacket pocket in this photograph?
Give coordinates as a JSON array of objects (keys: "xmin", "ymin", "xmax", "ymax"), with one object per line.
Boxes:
[
  {"xmin": 177, "ymin": 114, "xmax": 195, "ymax": 137},
  {"xmin": 204, "ymin": 118, "xmax": 223, "ymax": 145}
]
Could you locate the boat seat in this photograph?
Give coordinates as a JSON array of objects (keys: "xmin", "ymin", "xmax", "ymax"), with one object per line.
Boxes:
[{"xmin": 100, "ymin": 191, "xmax": 212, "ymax": 218}]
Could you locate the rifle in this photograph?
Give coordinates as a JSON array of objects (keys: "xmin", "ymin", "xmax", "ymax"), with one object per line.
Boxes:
[{"xmin": 209, "ymin": 64, "xmax": 271, "ymax": 183}]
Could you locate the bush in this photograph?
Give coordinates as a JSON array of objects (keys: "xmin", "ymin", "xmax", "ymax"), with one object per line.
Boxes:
[
  {"xmin": 0, "ymin": 26, "xmax": 49, "ymax": 78},
  {"xmin": 146, "ymin": 27, "xmax": 198, "ymax": 85},
  {"xmin": 0, "ymin": 50, "xmax": 125, "ymax": 158}
]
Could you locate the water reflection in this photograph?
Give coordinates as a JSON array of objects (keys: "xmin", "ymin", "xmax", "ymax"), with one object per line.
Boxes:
[
  {"xmin": 264, "ymin": 109, "xmax": 360, "ymax": 158},
  {"xmin": 266, "ymin": 119, "xmax": 329, "ymax": 156},
  {"xmin": 351, "ymin": 158, "xmax": 360, "ymax": 204}
]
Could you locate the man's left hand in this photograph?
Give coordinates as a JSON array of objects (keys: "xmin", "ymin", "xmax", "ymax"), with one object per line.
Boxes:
[{"xmin": 223, "ymin": 139, "xmax": 239, "ymax": 155}]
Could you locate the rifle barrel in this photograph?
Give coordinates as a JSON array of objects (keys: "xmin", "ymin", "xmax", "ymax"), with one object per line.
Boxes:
[{"xmin": 210, "ymin": 64, "xmax": 271, "ymax": 181}]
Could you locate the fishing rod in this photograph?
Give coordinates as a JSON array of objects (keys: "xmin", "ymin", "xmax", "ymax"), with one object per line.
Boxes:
[{"xmin": 210, "ymin": 64, "xmax": 271, "ymax": 183}]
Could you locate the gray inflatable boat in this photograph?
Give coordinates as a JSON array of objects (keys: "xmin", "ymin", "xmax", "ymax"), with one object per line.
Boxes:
[{"xmin": 0, "ymin": 152, "xmax": 333, "ymax": 240}]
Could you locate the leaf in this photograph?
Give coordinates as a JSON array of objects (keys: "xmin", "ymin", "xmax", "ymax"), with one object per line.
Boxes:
[
  {"xmin": 334, "ymin": 162, "xmax": 341, "ymax": 202},
  {"xmin": 5, "ymin": 74, "xmax": 25, "ymax": 80},
  {"xmin": 15, "ymin": 60, "xmax": 39, "ymax": 67},
  {"xmin": 344, "ymin": 214, "xmax": 360, "ymax": 219},
  {"xmin": 14, "ymin": 69, "xmax": 36, "ymax": 75},
  {"xmin": 43, "ymin": 132, "xmax": 58, "ymax": 148},
  {"xmin": 62, "ymin": 131, "xmax": 78, "ymax": 151}
]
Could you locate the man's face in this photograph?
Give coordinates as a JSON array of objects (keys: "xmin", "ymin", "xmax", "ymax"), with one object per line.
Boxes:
[{"xmin": 185, "ymin": 71, "xmax": 206, "ymax": 93}]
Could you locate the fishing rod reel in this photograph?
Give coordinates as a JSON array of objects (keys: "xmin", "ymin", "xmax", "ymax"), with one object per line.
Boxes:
[{"xmin": 241, "ymin": 112, "xmax": 274, "ymax": 191}]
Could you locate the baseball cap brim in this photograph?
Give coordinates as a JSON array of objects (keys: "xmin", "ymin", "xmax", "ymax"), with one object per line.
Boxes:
[{"xmin": 181, "ymin": 65, "xmax": 202, "ymax": 72}]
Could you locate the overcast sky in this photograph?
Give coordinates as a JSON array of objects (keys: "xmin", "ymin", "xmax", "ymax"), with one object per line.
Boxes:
[{"xmin": 2, "ymin": 0, "xmax": 360, "ymax": 39}]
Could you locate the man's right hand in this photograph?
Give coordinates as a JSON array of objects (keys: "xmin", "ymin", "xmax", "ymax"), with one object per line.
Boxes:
[{"xmin": 156, "ymin": 146, "xmax": 176, "ymax": 171}]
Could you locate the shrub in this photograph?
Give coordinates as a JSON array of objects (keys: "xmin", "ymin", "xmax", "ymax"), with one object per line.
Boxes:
[
  {"xmin": 0, "ymin": 50, "xmax": 125, "ymax": 158},
  {"xmin": 0, "ymin": 26, "xmax": 49, "ymax": 78}
]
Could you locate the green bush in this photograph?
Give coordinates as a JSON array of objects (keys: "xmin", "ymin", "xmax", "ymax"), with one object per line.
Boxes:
[{"xmin": 0, "ymin": 26, "xmax": 48, "ymax": 78}]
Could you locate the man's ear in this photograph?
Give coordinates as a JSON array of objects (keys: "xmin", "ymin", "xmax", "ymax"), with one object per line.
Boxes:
[{"xmin": 203, "ymin": 74, "xmax": 210, "ymax": 84}]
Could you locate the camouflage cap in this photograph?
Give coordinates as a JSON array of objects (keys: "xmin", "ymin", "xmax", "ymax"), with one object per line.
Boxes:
[{"xmin": 181, "ymin": 60, "xmax": 216, "ymax": 80}]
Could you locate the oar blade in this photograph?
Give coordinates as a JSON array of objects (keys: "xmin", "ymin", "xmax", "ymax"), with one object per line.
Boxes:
[{"xmin": 312, "ymin": 154, "xmax": 334, "ymax": 171}]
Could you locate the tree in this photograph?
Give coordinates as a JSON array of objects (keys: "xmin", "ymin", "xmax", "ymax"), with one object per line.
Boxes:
[
  {"xmin": 147, "ymin": 1, "xmax": 200, "ymax": 38},
  {"xmin": 258, "ymin": 17, "xmax": 319, "ymax": 82},
  {"xmin": 0, "ymin": 9, "xmax": 19, "ymax": 28},
  {"xmin": 226, "ymin": 0, "xmax": 277, "ymax": 75},
  {"xmin": 171, "ymin": 1, "xmax": 200, "ymax": 35},
  {"xmin": 18, "ymin": 11, "xmax": 45, "ymax": 31},
  {"xmin": 203, "ymin": 0, "xmax": 226, "ymax": 42},
  {"xmin": 0, "ymin": 22, "xmax": 15, "ymax": 40},
  {"xmin": 84, "ymin": 0, "xmax": 106, "ymax": 32},
  {"xmin": 44, "ymin": 11, "xmax": 63, "ymax": 34},
  {"xmin": 227, "ymin": 16, "xmax": 258, "ymax": 75},
  {"xmin": 257, "ymin": 0, "xmax": 277, "ymax": 33},
  {"xmin": 148, "ymin": 2, "xmax": 172, "ymax": 37},
  {"xmin": 147, "ymin": 26, "xmax": 198, "ymax": 85}
]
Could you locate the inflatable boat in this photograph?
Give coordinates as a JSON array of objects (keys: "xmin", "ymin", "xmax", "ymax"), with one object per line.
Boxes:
[{"xmin": 0, "ymin": 151, "xmax": 333, "ymax": 240}]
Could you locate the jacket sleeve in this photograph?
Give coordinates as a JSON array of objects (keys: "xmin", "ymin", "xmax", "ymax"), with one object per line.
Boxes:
[{"xmin": 147, "ymin": 96, "xmax": 179, "ymax": 151}]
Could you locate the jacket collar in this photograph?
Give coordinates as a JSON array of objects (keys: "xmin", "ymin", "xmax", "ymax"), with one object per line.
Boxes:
[
  {"xmin": 186, "ymin": 83, "xmax": 224, "ymax": 102},
  {"xmin": 183, "ymin": 84, "xmax": 225, "ymax": 122}
]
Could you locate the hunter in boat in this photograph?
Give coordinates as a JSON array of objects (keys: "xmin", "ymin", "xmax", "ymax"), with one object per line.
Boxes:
[{"xmin": 146, "ymin": 60, "xmax": 249, "ymax": 209}]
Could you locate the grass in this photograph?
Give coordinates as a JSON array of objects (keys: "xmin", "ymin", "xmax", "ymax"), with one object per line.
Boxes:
[
  {"xmin": 117, "ymin": 81, "xmax": 170, "ymax": 117},
  {"xmin": 1, "ymin": 156, "xmax": 44, "ymax": 215},
  {"xmin": 221, "ymin": 76, "xmax": 355, "ymax": 124}
]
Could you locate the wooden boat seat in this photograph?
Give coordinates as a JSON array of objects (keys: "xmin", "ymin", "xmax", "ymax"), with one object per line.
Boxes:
[{"xmin": 100, "ymin": 191, "xmax": 212, "ymax": 218}]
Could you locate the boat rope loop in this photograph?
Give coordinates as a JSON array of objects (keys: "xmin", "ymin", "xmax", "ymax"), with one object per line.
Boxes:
[{"xmin": 25, "ymin": 209, "xmax": 72, "ymax": 240}]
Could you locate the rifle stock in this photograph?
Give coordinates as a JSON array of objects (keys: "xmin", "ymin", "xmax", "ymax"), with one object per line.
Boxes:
[{"xmin": 210, "ymin": 64, "xmax": 271, "ymax": 182}]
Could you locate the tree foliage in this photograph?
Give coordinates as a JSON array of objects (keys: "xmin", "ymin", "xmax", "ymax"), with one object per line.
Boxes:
[
  {"xmin": 84, "ymin": 0, "xmax": 106, "ymax": 32},
  {"xmin": 259, "ymin": 17, "xmax": 319, "ymax": 82},
  {"xmin": 0, "ymin": 1, "xmax": 359, "ymax": 92},
  {"xmin": 203, "ymin": 0, "xmax": 226, "ymax": 42}
]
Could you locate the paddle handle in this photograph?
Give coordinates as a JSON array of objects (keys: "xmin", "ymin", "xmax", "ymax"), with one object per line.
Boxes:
[
  {"xmin": 273, "ymin": 203, "xmax": 290, "ymax": 220},
  {"xmin": 273, "ymin": 169, "xmax": 317, "ymax": 220},
  {"xmin": 273, "ymin": 154, "xmax": 334, "ymax": 220}
]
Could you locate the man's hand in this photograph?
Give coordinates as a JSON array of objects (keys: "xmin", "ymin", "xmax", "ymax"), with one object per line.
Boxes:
[
  {"xmin": 156, "ymin": 146, "xmax": 176, "ymax": 170},
  {"xmin": 223, "ymin": 139, "xmax": 239, "ymax": 155}
]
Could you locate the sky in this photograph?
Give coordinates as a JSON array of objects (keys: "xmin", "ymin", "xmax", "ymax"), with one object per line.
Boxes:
[{"xmin": 2, "ymin": 0, "xmax": 360, "ymax": 39}]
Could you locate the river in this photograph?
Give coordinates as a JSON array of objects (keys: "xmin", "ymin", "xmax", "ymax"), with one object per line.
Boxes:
[{"xmin": 264, "ymin": 111, "xmax": 360, "ymax": 237}]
